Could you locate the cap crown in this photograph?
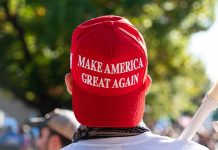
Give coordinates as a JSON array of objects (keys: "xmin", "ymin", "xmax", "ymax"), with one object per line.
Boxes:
[{"xmin": 71, "ymin": 15, "xmax": 148, "ymax": 96}]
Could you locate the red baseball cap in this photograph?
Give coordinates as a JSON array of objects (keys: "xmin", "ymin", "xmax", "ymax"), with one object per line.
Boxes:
[{"xmin": 70, "ymin": 15, "xmax": 151, "ymax": 127}]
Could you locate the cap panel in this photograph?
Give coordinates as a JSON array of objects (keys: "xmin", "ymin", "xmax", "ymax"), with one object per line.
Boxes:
[{"xmin": 72, "ymin": 24, "xmax": 146, "ymax": 96}]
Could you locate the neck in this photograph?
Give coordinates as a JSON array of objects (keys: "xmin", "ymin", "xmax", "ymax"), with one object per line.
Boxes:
[{"xmin": 73, "ymin": 125, "xmax": 150, "ymax": 143}]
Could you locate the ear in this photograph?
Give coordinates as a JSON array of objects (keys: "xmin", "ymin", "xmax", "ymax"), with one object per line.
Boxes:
[
  {"xmin": 144, "ymin": 75, "xmax": 152, "ymax": 94},
  {"xmin": 65, "ymin": 73, "xmax": 73, "ymax": 95},
  {"xmin": 48, "ymin": 135, "xmax": 62, "ymax": 150}
]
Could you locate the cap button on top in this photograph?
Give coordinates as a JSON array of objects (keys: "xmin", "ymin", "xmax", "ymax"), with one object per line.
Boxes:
[{"xmin": 104, "ymin": 21, "xmax": 114, "ymax": 27}]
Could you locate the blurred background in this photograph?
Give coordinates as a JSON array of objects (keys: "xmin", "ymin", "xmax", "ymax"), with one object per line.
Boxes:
[{"xmin": 0, "ymin": 0, "xmax": 218, "ymax": 149}]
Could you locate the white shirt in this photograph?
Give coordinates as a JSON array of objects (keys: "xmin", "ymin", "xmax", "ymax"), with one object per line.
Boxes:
[{"xmin": 61, "ymin": 132, "xmax": 208, "ymax": 150}]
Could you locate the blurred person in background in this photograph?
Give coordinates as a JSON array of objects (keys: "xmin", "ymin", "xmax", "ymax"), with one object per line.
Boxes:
[
  {"xmin": 29, "ymin": 108, "xmax": 79, "ymax": 150},
  {"xmin": 63, "ymin": 15, "xmax": 209, "ymax": 150},
  {"xmin": 0, "ymin": 114, "xmax": 22, "ymax": 150}
]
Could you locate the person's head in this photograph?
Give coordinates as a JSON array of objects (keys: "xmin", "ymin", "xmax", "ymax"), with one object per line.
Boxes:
[
  {"xmin": 30, "ymin": 108, "xmax": 79, "ymax": 150},
  {"xmin": 65, "ymin": 15, "xmax": 151, "ymax": 128}
]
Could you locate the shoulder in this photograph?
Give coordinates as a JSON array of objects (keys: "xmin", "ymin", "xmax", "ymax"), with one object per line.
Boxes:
[
  {"xmin": 61, "ymin": 143, "xmax": 75, "ymax": 150},
  {"xmin": 142, "ymin": 132, "xmax": 208, "ymax": 150}
]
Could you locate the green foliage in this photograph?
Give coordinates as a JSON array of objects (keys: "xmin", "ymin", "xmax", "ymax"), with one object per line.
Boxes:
[{"xmin": 0, "ymin": 0, "xmax": 215, "ymax": 118}]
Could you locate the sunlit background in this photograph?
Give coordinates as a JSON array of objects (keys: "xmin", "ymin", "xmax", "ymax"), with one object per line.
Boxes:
[{"xmin": 189, "ymin": 4, "xmax": 218, "ymax": 83}]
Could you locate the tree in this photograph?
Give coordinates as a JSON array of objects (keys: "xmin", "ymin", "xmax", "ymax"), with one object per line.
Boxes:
[{"xmin": 0, "ymin": 0, "xmax": 216, "ymax": 120}]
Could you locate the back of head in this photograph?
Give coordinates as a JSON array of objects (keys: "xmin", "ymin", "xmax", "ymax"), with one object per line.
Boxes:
[
  {"xmin": 30, "ymin": 108, "xmax": 80, "ymax": 140},
  {"xmin": 70, "ymin": 15, "xmax": 151, "ymax": 128},
  {"xmin": 45, "ymin": 109, "xmax": 80, "ymax": 140}
]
